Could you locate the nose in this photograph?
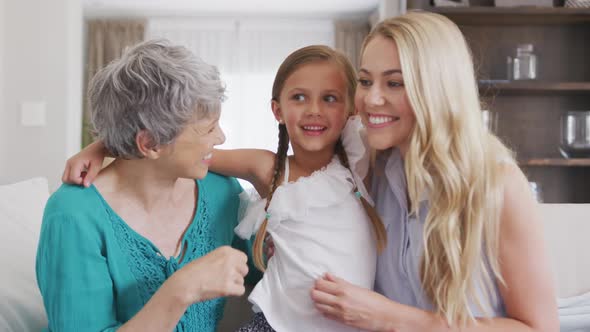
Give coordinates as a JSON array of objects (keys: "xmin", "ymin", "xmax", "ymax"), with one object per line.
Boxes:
[
  {"xmin": 215, "ymin": 126, "xmax": 226, "ymax": 146},
  {"xmin": 306, "ymin": 99, "xmax": 322, "ymax": 116},
  {"xmin": 365, "ymin": 85, "xmax": 385, "ymax": 107}
]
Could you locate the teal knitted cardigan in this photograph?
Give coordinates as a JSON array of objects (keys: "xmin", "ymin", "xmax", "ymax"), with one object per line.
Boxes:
[{"xmin": 36, "ymin": 173, "xmax": 260, "ymax": 332}]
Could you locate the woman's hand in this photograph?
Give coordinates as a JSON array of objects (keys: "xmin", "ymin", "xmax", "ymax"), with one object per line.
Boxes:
[
  {"xmin": 311, "ymin": 273, "xmax": 397, "ymax": 332},
  {"xmin": 61, "ymin": 140, "xmax": 107, "ymax": 187},
  {"xmin": 174, "ymin": 246, "xmax": 249, "ymax": 305}
]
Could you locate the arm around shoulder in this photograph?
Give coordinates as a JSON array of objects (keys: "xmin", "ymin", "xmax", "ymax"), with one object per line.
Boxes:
[{"xmin": 211, "ymin": 149, "xmax": 276, "ymax": 197}]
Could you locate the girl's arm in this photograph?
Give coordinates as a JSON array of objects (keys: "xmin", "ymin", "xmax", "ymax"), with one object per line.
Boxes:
[
  {"xmin": 62, "ymin": 142, "xmax": 277, "ymax": 197},
  {"xmin": 211, "ymin": 149, "xmax": 276, "ymax": 197},
  {"xmin": 311, "ymin": 163, "xmax": 559, "ymax": 332}
]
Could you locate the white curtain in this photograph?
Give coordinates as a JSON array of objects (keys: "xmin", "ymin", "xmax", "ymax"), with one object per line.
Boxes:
[
  {"xmin": 334, "ymin": 20, "xmax": 370, "ymax": 69},
  {"xmin": 146, "ymin": 18, "xmax": 334, "ymax": 153}
]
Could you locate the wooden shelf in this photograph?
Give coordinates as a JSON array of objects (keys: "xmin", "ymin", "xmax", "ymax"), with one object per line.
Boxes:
[
  {"xmin": 431, "ymin": 7, "xmax": 590, "ymax": 25},
  {"xmin": 432, "ymin": 6, "xmax": 590, "ymax": 202},
  {"xmin": 521, "ymin": 158, "xmax": 590, "ymax": 167},
  {"xmin": 479, "ymin": 81, "xmax": 590, "ymax": 95}
]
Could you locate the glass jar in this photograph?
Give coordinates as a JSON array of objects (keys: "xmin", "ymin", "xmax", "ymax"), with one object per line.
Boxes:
[
  {"xmin": 513, "ymin": 44, "xmax": 537, "ymax": 80},
  {"xmin": 559, "ymin": 111, "xmax": 590, "ymax": 158},
  {"xmin": 529, "ymin": 181, "xmax": 543, "ymax": 203},
  {"xmin": 481, "ymin": 110, "xmax": 498, "ymax": 133}
]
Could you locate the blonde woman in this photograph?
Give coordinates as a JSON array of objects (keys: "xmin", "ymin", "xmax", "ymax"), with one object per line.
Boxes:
[{"xmin": 311, "ymin": 12, "xmax": 559, "ymax": 332}]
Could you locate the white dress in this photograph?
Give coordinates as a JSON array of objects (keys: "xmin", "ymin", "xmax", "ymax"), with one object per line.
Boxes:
[{"xmin": 235, "ymin": 117, "xmax": 376, "ymax": 332}]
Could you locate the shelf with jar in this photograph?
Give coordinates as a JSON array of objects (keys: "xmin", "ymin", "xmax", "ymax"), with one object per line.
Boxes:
[
  {"xmin": 479, "ymin": 81, "xmax": 590, "ymax": 95},
  {"xmin": 520, "ymin": 158, "xmax": 590, "ymax": 167},
  {"xmin": 431, "ymin": 6, "xmax": 590, "ymax": 25},
  {"xmin": 483, "ymin": 109, "xmax": 590, "ymax": 169},
  {"xmin": 431, "ymin": 3, "xmax": 590, "ymax": 203}
]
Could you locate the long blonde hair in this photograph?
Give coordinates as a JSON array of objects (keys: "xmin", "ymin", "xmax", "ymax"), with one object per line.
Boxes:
[
  {"xmin": 363, "ymin": 12, "xmax": 514, "ymax": 325},
  {"xmin": 252, "ymin": 45, "xmax": 387, "ymax": 271}
]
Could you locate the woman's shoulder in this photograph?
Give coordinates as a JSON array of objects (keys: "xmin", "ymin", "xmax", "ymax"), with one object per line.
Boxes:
[
  {"xmin": 497, "ymin": 161, "xmax": 525, "ymax": 190},
  {"xmin": 41, "ymin": 184, "xmax": 109, "ymax": 244},
  {"xmin": 199, "ymin": 173, "xmax": 244, "ymax": 220},
  {"xmin": 45, "ymin": 184, "xmax": 104, "ymax": 218},
  {"xmin": 201, "ymin": 172, "xmax": 243, "ymax": 198},
  {"xmin": 496, "ymin": 162, "xmax": 543, "ymax": 236}
]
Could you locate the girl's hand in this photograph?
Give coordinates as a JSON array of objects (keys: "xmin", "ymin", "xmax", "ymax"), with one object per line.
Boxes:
[
  {"xmin": 264, "ymin": 234, "xmax": 275, "ymax": 259},
  {"xmin": 61, "ymin": 140, "xmax": 107, "ymax": 187},
  {"xmin": 311, "ymin": 273, "xmax": 396, "ymax": 332}
]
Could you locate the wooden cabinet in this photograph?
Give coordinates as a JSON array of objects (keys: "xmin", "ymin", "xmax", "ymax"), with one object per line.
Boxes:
[{"xmin": 427, "ymin": 5, "xmax": 590, "ymax": 203}]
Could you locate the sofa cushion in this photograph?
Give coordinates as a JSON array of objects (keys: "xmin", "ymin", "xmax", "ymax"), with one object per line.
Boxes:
[
  {"xmin": 0, "ymin": 178, "xmax": 49, "ymax": 332},
  {"xmin": 540, "ymin": 204, "xmax": 590, "ymax": 299},
  {"xmin": 0, "ymin": 180, "xmax": 585, "ymax": 330}
]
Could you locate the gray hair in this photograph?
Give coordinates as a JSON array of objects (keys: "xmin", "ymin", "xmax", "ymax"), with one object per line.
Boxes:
[{"xmin": 88, "ymin": 39, "xmax": 225, "ymax": 159}]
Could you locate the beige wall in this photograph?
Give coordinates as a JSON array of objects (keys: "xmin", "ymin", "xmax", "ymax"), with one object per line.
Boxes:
[
  {"xmin": 0, "ymin": 0, "xmax": 5, "ymax": 179},
  {"xmin": 0, "ymin": 0, "xmax": 83, "ymax": 189}
]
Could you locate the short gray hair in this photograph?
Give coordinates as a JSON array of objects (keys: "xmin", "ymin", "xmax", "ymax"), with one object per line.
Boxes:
[{"xmin": 88, "ymin": 39, "xmax": 225, "ymax": 158}]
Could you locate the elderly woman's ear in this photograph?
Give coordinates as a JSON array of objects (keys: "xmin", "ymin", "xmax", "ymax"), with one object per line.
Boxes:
[{"xmin": 136, "ymin": 130, "xmax": 161, "ymax": 159}]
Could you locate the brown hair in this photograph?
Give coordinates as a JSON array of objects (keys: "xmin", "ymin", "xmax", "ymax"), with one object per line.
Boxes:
[{"xmin": 253, "ymin": 45, "xmax": 387, "ymax": 271}]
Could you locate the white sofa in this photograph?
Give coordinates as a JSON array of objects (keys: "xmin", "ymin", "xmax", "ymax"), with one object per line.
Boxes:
[{"xmin": 1, "ymin": 178, "xmax": 589, "ymax": 332}]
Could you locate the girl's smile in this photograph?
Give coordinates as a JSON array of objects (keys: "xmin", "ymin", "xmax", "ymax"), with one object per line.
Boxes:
[{"xmin": 301, "ymin": 123, "xmax": 328, "ymax": 136}]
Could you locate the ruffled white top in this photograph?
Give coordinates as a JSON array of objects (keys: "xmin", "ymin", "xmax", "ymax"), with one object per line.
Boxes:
[{"xmin": 235, "ymin": 117, "xmax": 376, "ymax": 332}]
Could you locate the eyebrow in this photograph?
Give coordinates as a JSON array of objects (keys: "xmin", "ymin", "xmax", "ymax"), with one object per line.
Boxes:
[
  {"xmin": 200, "ymin": 115, "xmax": 220, "ymax": 128},
  {"xmin": 286, "ymin": 88, "xmax": 343, "ymax": 95},
  {"xmin": 323, "ymin": 89, "xmax": 344, "ymax": 95},
  {"xmin": 286, "ymin": 87, "xmax": 307, "ymax": 94},
  {"xmin": 359, "ymin": 68, "xmax": 402, "ymax": 76}
]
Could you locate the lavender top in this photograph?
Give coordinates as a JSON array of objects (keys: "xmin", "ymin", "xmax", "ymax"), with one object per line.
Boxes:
[{"xmin": 371, "ymin": 148, "xmax": 506, "ymax": 318}]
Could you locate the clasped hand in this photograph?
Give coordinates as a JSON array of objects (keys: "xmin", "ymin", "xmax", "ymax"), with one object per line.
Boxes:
[{"xmin": 311, "ymin": 273, "xmax": 395, "ymax": 332}]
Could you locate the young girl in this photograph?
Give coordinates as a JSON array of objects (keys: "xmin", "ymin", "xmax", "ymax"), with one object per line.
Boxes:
[
  {"xmin": 310, "ymin": 12, "xmax": 559, "ymax": 332},
  {"xmin": 62, "ymin": 45, "xmax": 387, "ymax": 332}
]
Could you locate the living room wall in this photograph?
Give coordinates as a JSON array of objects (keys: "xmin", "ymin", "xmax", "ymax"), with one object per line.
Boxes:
[
  {"xmin": 0, "ymin": 0, "xmax": 5, "ymax": 179},
  {"xmin": 0, "ymin": 0, "xmax": 83, "ymax": 189}
]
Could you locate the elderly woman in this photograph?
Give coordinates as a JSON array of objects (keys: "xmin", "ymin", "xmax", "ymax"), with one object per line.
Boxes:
[{"xmin": 36, "ymin": 40, "xmax": 254, "ymax": 332}]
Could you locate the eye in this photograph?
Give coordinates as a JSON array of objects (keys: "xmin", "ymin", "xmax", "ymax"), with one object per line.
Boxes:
[
  {"xmin": 323, "ymin": 95, "xmax": 337, "ymax": 103},
  {"xmin": 357, "ymin": 78, "xmax": 371, "ymax": 87},
  {"xmin": 207, "ymin": 122, "xmax": 219, "ymax": 134},
  {"xmin": 292, "ymin": 94, "xmax": 305, "ymax": 102},
  {"xmin": 388, "ymin": 81, "xmax": 404, "ymax": 88}
]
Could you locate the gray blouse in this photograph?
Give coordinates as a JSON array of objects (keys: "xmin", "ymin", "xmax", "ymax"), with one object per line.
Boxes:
[{"xmin": 371, "ymin": 148, "xmax": 506, "ymax": 318}]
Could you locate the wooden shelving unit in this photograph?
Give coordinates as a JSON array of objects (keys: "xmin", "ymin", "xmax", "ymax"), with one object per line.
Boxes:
[
  {"xmin": 479, "ymin": 81, "xmax": 590, "ymax": 95},
  {"xmin": 432, "ymin": 7, "xmax": 590, "ymax": 25},
  {"xmin": 521, "ymin": 158, "xmax": 590, "ymax": 167},
  {"xmin": 430, "ymin": 5, "xmax": 590, "ymax": 202}
]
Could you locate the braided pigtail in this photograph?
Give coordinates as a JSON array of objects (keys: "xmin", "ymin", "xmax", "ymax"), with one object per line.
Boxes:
[
  {"xmin": 335, "ymin": 139, "xmax": 387, "ymax": 253},
  {"xmin": 253, "ymin": 124, "xmax": 290, "ymax": 271}
]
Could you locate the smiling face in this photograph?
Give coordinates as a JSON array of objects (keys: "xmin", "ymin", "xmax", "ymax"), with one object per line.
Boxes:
[
  {"xmin": 356, "ymin": 35, "xmax": 416, "ymax": 154},
  {"xmin": 158, "ymin": 111, "xmax": 226, "ymax": 180},
  {"xmin": 272, "ymin": 61, "xmax": 349, "ymax": 156}
]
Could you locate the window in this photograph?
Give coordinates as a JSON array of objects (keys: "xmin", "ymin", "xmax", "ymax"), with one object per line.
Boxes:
[{"xmin": 147, "ymin": 18, "xmax": 334, "ymax": 153}]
